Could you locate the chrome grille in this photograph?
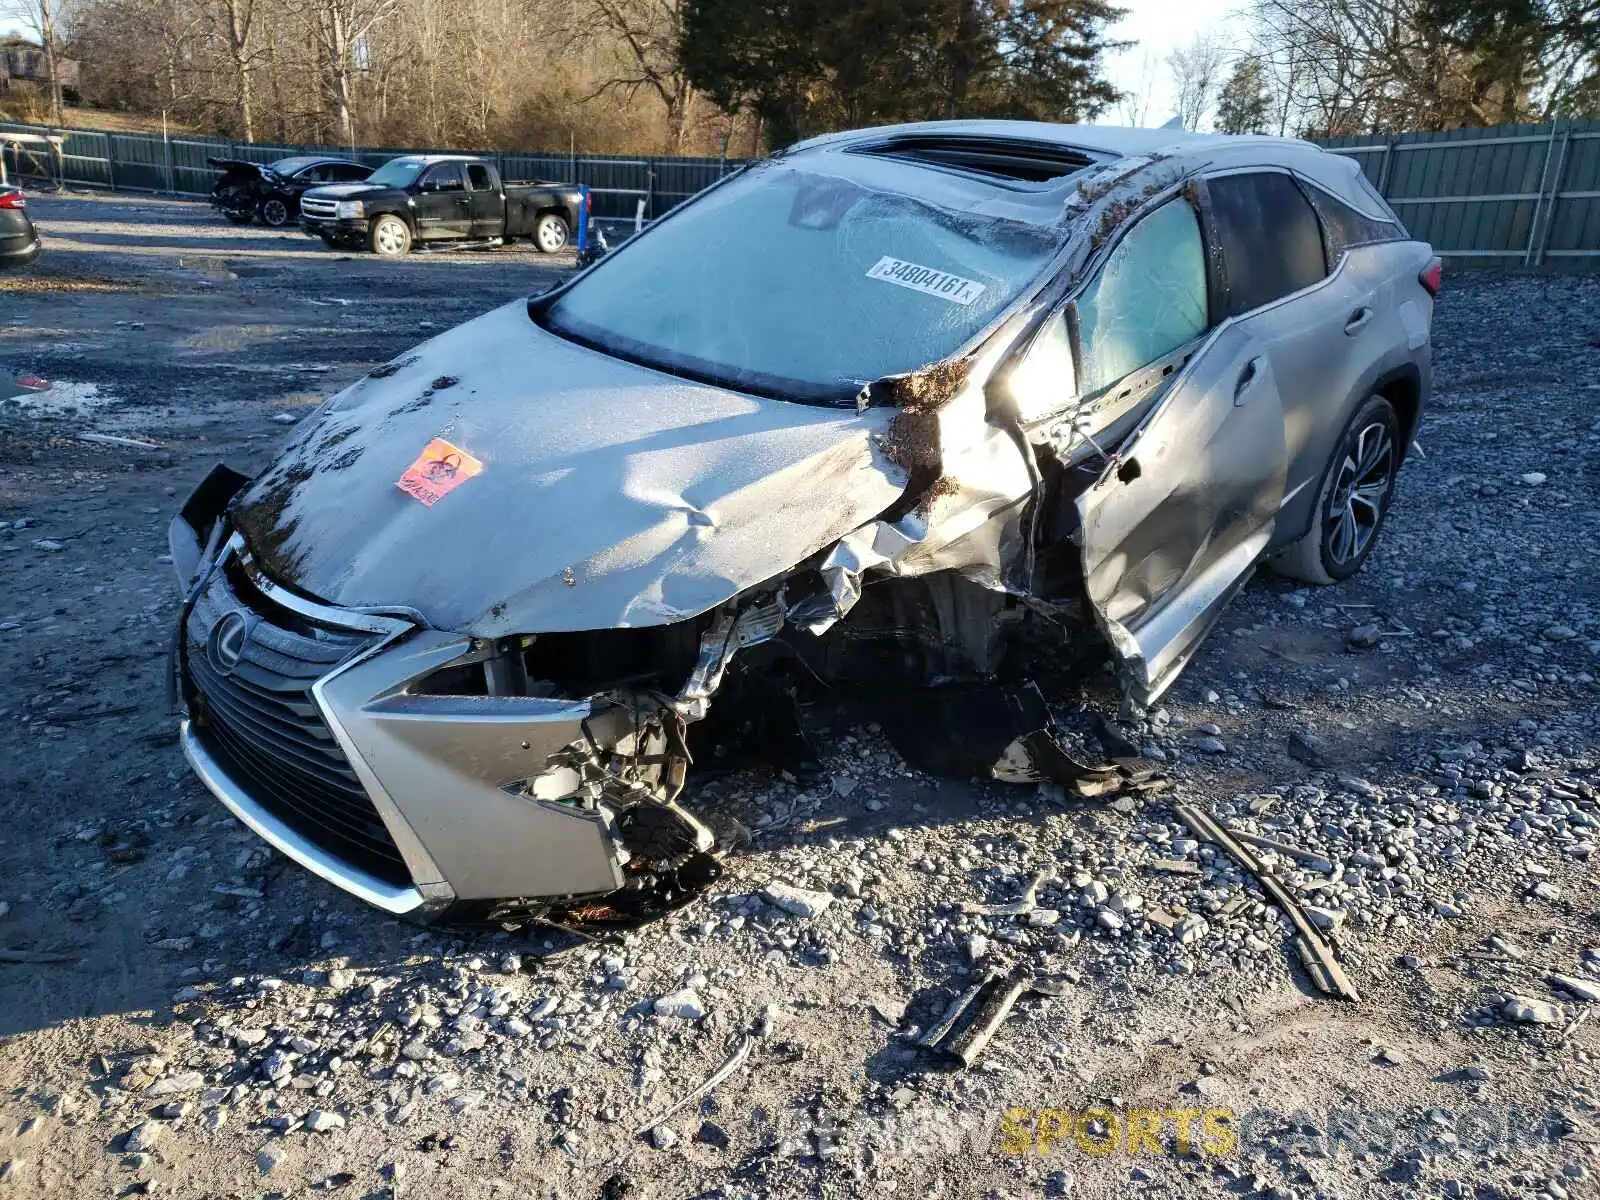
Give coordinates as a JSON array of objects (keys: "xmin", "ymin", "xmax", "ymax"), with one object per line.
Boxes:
[
  {"xmin": 300, "ymin": 197, "xmax": 338, "ymax": 220},
  {"xmin": 182, "ymin": 558, "xmax": 411, "ymax": 887}
]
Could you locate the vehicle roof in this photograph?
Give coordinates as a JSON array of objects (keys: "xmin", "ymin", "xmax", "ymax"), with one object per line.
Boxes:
[
  {"xmin": 271, "ymin": 154, "xmax": 357, "ymax": 166},
  {"xmin": 386, "ymin": 154, "xmax": 483, "ymax": 165},
  {"xmin": 789, "ymin": 119, "xmax": 1318, "ymax": 162},
  {"xmin": 784, "ymin": 119, "xmax": 1384, "ymax": 220}
]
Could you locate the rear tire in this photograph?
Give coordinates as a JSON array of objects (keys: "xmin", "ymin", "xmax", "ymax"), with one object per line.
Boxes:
[
  {"xmin": 1270, "ymin": 393, "xmax": 1401, "ymax": 585},
  {"xmin": 369, "ymin": 214, "xmax": 412, "ymax": 258},
  {"xmin": 259, "ymin": 197, "xmax": 291, "ymax": 227},
  {"xmin": 533, "ymin": 212, "xmax": 569, "ymax": 253}
]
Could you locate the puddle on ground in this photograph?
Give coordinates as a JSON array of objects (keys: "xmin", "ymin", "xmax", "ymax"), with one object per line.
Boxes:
[{"xmin": 0, "ymin": 378, "xmax": 114, "ymax": 416}]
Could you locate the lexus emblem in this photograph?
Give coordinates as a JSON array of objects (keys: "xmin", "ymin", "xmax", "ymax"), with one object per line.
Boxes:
[{"xmin": 207, "ymin": 611, "xmax": 252, "ymax": 675}]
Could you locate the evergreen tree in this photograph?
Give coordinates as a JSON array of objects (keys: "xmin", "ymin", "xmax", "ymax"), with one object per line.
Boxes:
[
  {"xmin": 1214, "ymin": 55, "xmax": 1271, "ymax": 134},
  {"xmin": 679, "ymin": 0, "xmax": 1127, "ymax": 149}
]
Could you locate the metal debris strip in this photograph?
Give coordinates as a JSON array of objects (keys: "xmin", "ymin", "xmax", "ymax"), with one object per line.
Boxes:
[
  {"xmin": 1175, "ymin": 803, "xmax": 1361, "ymax": 1003},
  {"xmin": 1223, "ymin": 828, "xmax": 1335, "ymax": 874},
  {"xmin": 632, "ymin": 1033, "xmax": 754, "ymax": 1139},
  {"xmin": 944, "ymin": 970, "xmax": 1031, "ymax": 1067},
  {"xmin": 0, "ymin": 949, "xmax": 78, "ymax": 964},
  {"xmin": 917, "ymin": 965, "xmax": 1067, "ymax": 1068},
  {"xmin": 960, "ymin": 868, "xmax": 1056, "ymax": 917}
]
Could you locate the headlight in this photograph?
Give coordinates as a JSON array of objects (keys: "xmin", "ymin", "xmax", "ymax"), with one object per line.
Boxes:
[{"xmin": 334, "ymin": 200, "xmax": 365, "ymax": 219}]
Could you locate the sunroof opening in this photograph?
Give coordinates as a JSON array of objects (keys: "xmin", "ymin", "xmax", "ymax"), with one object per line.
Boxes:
[{"xmin": 851, "ymin": 136, "xmax": 1100, "ymax": 184}]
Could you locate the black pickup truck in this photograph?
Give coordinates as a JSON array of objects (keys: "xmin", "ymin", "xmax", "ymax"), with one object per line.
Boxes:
[{"xmin": 298, "ymin": 154, "xmax": 585, "ymax": 257}]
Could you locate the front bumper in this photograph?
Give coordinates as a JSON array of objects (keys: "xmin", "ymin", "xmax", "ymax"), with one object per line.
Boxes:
[
  {"xmin": 170, "ymin": 467, "xmax": 630, "ymax": 921},
  {"xmin": 301, "ymin": 216, "xmax": 368, "ymax": 239}
]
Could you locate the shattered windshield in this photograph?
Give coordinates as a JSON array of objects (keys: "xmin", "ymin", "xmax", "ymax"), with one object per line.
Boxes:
[
  {"xmin": 365, "ymin": 158, "xmax": 427, "ymax": 189},
  {"xmin": 543, "ymin": 160, "xmax": 1064, "ymax": 402}
]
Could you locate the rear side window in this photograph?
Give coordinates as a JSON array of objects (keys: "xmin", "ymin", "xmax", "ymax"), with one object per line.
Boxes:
[
  {"xmin": 1301, "ymin": 182, "xmax": 1403, "ymax": 259},
  {"xmin": 467, "ymin": 164, "xmax": 493, "ymax": 191},
  {"xmin": 423, "ymin": 164, "xmax": 464, "ymax": 192},
  {"xmin": 333, "ymin": 163, "xmax": 369, "ymax": 181},
  {"xmin": 1207, "ymin": 172, "xmax": 1327, "ymax": 316},
  {"xmin": 1074, "ymin": 198, "xmax": 1209, "ymax": 395}
]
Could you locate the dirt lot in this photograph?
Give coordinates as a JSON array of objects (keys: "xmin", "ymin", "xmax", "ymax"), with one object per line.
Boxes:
[{"xmin": 1, "ymin": 190, "xmax": 1598, "ymax": 1200}]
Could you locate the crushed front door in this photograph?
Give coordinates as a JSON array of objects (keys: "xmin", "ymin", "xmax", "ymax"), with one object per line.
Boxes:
[{"xmin": 1077, "ymin": 321, "xmax": 1287, "ymax": 705}]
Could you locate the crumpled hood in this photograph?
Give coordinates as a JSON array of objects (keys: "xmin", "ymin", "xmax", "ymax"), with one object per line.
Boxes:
[{"xmin": 232, "ymin": 300, "xmax": 907, "ymax": 635}]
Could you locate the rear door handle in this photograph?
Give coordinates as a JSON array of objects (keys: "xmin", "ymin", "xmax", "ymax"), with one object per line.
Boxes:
[
  {"xmin": 1233, "ymin": 356, "xmax": 1262, "ymax": 405},
  {"xmin": 1344, "ymin": 306, "xmax": 1373, "ymax": 335}
]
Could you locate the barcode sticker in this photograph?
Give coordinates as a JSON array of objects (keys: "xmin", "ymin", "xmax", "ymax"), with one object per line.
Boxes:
[{"xmin": 865, "ymin": 256, "xmax": 985, "ymax": 305}]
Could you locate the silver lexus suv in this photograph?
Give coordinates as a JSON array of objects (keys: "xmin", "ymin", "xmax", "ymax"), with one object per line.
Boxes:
[{"xmin": 169, "ymin": 122, "xmax": 1438, "ymax": 926}]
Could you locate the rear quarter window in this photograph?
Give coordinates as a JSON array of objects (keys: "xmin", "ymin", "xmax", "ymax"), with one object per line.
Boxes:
[
  {"xmin": 1301, "ymin": 181, "xmax": 1405, "ymax": 260},
  {"xmin": 1206, "ymin": 171, "xmax": 1328, "ymax": 316}
]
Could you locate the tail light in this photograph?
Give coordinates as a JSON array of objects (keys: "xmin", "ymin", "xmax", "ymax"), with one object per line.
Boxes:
[
  {"xmin": 1419, "ymin": 257, "xmax": 1443, "ymax": 296},
  {"xmin": 0, "ymin": 191, "xmax": 25, "ymax": 210},
  {"xmin": 584, "ymin": 187, "xmax": 592, "ymax": 215}
]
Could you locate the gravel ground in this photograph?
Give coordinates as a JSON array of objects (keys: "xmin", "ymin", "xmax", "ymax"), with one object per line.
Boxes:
[{"xmin": 1, "ymin": 190, "xmax": 1599, "ymax": 1200}]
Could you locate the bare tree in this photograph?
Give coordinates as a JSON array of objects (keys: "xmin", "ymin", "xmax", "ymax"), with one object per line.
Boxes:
[
  {"xmin": 1248, "ymin": 0, "xmax": 1507, "ymax": 134},
  {"xmin": 209, "ymin": 0, "xmax": 259, "ymax": 140},
  {"xmin": 1166, "ymin": 34, "xmax": 1227, "ymax": 131},
  {"xmin": 574, "ymin": 0, "xmax": 697, "ymax": 151},
  {"xmin": 1114, "ymin": 47, "xmax": 1159, "ymax": 126},
  {"xmin": 293, "ymin": 0, "xmax": 395, "ymax": 145},
  {"xmin": 3, "ymin": 0, "xmax": 74, "ymax": 124}
]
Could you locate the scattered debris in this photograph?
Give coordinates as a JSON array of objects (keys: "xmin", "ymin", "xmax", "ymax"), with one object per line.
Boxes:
[
  {"xmin": 1225, "ymin": 828, "xmax": 1335, "ymax": 874},
  {"xmin": 961, "ymin": 868, "xmax": 1055, "ymax": 917},
  {"xmin": 1175, "ymin": 803, "xmax": 1360, "ymax": 1002},
  {"xmin": 631, "ymin": 1034, "xmax": 753, "ymax": 1139},
  {"xmin": 0, "ymin": 949, "xmax": 78, "ymax": 965},
  {"xmin": 917, "ymin": 965, "xmax": 1062, "ymax": 1068}
]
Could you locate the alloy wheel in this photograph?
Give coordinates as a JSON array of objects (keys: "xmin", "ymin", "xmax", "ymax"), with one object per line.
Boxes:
[
  {"xmin": 1323, "ymin": 420, "xmax": 1394, "ymax": 569},
  {"xmin": 260, "ymin": 198, "xmax": 289, "ymax": 226}
]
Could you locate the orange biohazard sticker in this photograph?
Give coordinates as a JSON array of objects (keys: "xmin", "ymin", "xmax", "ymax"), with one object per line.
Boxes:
[{"xmin": 396, "ymin": 437, "xmax": 484, "ymax": 506}]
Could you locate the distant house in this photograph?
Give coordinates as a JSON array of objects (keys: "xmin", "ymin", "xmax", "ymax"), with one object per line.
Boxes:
[{"xmin": 0, "ymin": 36, "xmax": 80, "ymax": 99}]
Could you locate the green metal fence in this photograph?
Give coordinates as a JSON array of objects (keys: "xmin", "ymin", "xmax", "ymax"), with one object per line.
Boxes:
[
  {"xmin": 3, "ymin": 117, "xmax": 1598, "ymax": 263},
  {"xmin": 1316, "ymin": 119, "xmax": 1600, "ymax": 266}
]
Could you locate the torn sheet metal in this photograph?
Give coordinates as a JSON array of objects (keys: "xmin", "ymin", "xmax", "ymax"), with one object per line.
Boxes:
[
  {"xmin": 1077, "ymin": 321, "xmax": 1288, "ymax": 704},
  {"xmin": 797, "ymin": 515, "xmax": 927, "ymax": 634}
]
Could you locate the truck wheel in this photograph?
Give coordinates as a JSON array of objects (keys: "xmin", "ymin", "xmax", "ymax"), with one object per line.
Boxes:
[
  {"xmin": 259, "ymin": 198, "xmax": 291, "ymax": 227},
  {"xmin": 533, "ymin": 212, "xmax": 570, "ymax": 253},
  {"xmin": 370, "ymin": 215, "xmax": 412, "ymax": 258}
]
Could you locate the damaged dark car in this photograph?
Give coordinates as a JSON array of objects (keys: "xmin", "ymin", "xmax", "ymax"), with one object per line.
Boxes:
[{"xmin": 170, "ymin": 122, "xmax": 1438, "ymax": 927}]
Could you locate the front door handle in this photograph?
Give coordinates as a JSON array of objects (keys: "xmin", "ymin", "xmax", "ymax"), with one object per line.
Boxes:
[
  {"xmin": 1233, "ymin": 356, "xmax": 1262, "ymax": 405},
  {"xmin": 1344, "ymin": 306, "xmax": 1373, "ymax": 335}
]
